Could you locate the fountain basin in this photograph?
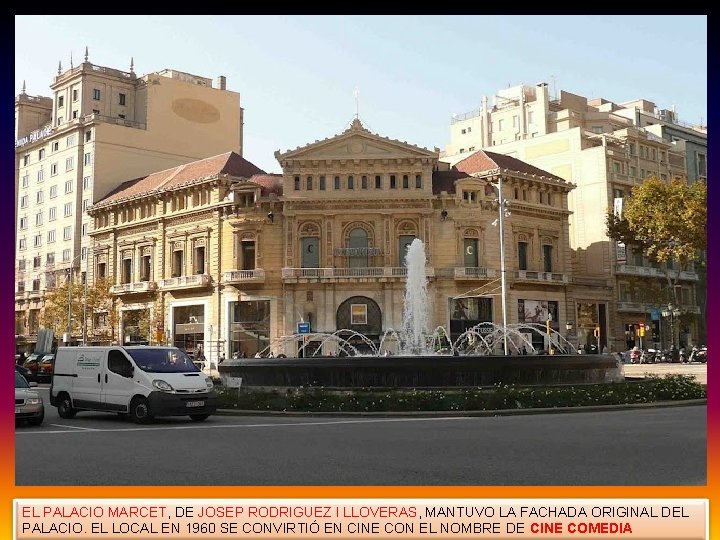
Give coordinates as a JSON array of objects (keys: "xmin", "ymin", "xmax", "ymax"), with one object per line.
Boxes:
[{"xmin": 218, "ymin": 354, "xmax": 624, "ymax": 389}]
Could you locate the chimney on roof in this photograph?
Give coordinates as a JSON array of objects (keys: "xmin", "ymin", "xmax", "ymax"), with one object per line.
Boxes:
[{"xmin": 216, "ymin": 75, "xmax": 227, "ymax": 90}]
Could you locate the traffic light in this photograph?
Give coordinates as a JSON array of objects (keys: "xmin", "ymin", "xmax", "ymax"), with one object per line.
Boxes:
[
  {"xmin": 593, "ymin": 327, "xmax": 600, "ymax": 339},
  {"xmin": 637, "ymin": 323, "xmax": 646, "ymax": 337}
]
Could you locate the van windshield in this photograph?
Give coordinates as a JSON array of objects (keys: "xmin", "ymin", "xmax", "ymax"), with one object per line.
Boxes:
[{"xmin": 127, "ymin": 348, "xmax": 200, "ymax": 373}]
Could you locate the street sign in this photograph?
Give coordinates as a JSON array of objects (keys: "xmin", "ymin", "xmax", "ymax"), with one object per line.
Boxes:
[{"xmin": 297, "ymin": 322, "xmax": 310, "ymax": 334}]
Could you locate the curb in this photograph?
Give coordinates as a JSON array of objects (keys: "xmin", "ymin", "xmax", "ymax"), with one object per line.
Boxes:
[{"xmin": 215, "ymin": 399, "xmax": 707, "ymax": 418}]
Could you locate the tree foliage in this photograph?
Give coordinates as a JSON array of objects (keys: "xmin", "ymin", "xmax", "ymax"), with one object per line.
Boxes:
[{"xmin": 606, "ymin": 178, "xmax": 706, "ymax": 267}]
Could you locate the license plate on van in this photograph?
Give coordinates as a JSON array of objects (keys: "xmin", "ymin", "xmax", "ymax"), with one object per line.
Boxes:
[{"xmin": 186, "ymin": 400, "xmax": 204, "ymax": 408}]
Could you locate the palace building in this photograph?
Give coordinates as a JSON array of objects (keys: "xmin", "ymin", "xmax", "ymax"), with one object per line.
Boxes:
[{"xmin": 88, "ymin": 119, "xmax": 576, "ymax": 363}]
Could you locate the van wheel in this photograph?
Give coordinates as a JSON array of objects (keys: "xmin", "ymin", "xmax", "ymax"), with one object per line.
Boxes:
[
  {"xmin": 129, "ymin": 397, "xmax": 153, "ymax": 424},
  {"xmin": 189, "ymin": 414, "xmax": 210, "ymax": 422},
  {"xmin": 57, "ymin": 395, "xmax": 77, "ymax": 419}
]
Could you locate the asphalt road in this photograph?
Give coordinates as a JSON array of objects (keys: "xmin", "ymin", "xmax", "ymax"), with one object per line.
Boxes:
[{"xmin": 17, "ymin": 386, "xmax": 705, "ymax": 486}]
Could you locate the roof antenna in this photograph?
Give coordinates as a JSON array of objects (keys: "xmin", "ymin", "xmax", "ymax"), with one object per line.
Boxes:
[
  {"xmin": 84, "ymin": 46, "xmax": 89, "ymax": 63},
  {"xmin": 58, "ymin": 61, "xmax": 62, "ymax": 75},
  {"xmin": 130, "ymin": 57, "xmax": 135, "ymax": 73},
  {"xmin": 70, "ymin": 51, "xmax": 73, "ymax": 69}
]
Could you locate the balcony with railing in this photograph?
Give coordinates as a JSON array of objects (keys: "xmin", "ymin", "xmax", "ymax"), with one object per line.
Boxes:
[
  {"xmin": 454, "ymin": 267, "xmax": 498, "ymax": 280},
  {"xmin": 223, "ymin": 269, "xmax": 266, "ymax": 285},
  {"xmin": 158, "ymin": 274, "xmax": 212, "ymax": 290},
  {"xmin": 615, "ymin": 264, "xmax": 699, "ymax": 281},
  {"xmin": 515, "ymin": 270, "xmax": 569, "ymax": 283},
  {"xmin": 110, "ymin": 281, "xmax": 158, "ymax": 295},
  {"xmin": 282, "ymin": 267, "xmax": 436, "ymax": 282}
]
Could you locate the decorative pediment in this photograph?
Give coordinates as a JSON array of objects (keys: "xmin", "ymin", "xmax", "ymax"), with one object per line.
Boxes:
[{"xmin": 275, "ymin": 119, "xmax": 438, "ymax": 164}]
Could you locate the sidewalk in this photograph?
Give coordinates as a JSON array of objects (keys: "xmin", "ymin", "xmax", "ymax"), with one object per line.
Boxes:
[{"xmin": 622, "ymin": 363, "xmax": 707, "ymax": 384}]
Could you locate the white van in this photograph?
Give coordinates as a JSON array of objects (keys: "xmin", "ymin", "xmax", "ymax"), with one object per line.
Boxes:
[{"xmin": 50, "ymin": 346, "xmax": 217, "ymax": 423}]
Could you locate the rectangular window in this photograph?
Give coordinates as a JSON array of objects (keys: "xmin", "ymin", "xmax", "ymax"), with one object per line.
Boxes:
[
  {"xmin": 85, "ymin": 130, "xmax": 92, "ymax": 142},
  {"xmin": 118, "ymin": 114, "xmax": 125, "ymax": 119},
  {"xmin": 518, "ymin": 241, "xmax": 528, "ymax": 271},
  {"xmin": 306, "ymin": 176, "xmax": 313, "ymax": 190},
  {"xmin": 22, "ymin": 175, "xmax": 29, "ymax": 188},
  {"xmin": 52, "ymin": 141, "xmax": 59, "ymax": 152},
  {"xmin": 49, "ymin": 207, "xmax": 56, "ymax": 220},
  {"xmin": 96, "ymin": 262, "xmax": 106, "ymax": 279},
  {"xmin": 33, "ymin": 256, "xmax": 41, "ymax": 269},
  {"xmin": 50, "ymin": 163, "xmax": 58, "ymax": 176},
  {"xmin": 399, "ymin": 235, "xmax": 415, "ymax": 267},
  {"xmin": 294, "ymin": 176, "xmax": 300, "ymax": 190},
  {"xmin": 171, "ymin": 250, "xmax": 184, "ymax": 277},
  {"xmin": 65, "ymin": 180, "xmax": 73, "ymax": 193},
  {"xmin": 319, "ymin": 176, "xmax": 326, "ymax": 190},
  {"xmin": 19, "ymin": 238, "xmax": 27, "ymax": 250},
  {"xmin": 348, "ymin": 176, "xmax": 354, "ymax": 190},
  {"xmin": 375, "ymin": 175, "xmax": 381, "ymax": 189},
  {"xmin": 36, "ymin": 191, "xmax": 44, "ymax": 204},
  {"xmin": 498, "ymin": 119, "xmax": 505, "ymax": 130},
  {"xmin": 81, "ymin": 223, "xmax": 88, "ymax": 236},
  {"xmin": 119, "ymin": 93, "xmax": 126, "ymax": 106},
  {"xmin": 34, "ymin": 235, "xmax": 42, "ymax": 247},
  {"xmin": 334, "ymin": 176, "xmax": 340, "ymax": 190},
  {"xmin": 23, "ymin": 155, "xmax": 30, "ymax": 166},
  {"xmin": 46, "ymin": 253, "xmax": 54, "ymax": 265},
  {"xmin": 122, "ymin": 258, "xmax": 132, "ymax": 284},
  {"xmin": 38, "ymin": 148, "xmax": 45, "ymax": 160},
  {"xmin": 194, "ymin": 246, "xmax": 206, "ymax": 274},
  {"xmin": 629, "ymin": 166, "xmax": 637, "ymax": 177},
  {"xmin": 21, "ymin": 195, "xmax": 28, "ymax": 208},
  {"xmin": 83, "ymin": 176, "xmax": 91, "ymax": 190},
  {"xmin": 463, "ymin": 238, "xmax": 480, "ymax": 268},
  {"xmin": 241, "ymin": 241, "xmax": 256, "ymax": 270},
  {"xmin": 140, "ymin": 254, "xmax": 151, "ymax": 281},
  {"xmin": 591, "ymin": 126, "xmax": 603, "ymax": 134},
  {"xmin": 81, "ymin": 247, "xmax": 88, "ymax": 261},
  {"xmin": 93, "ymin": 89, "xmax": 101, "ymax": 100},
  {"xmin": 84, "ymin": 152, "xmax": 92, "ymax": 166},
  {"xmin": 66, "ymin": 134, "xmax": 76, "ymax": 147},
  {"xmin": 402, "ymin": 175, "xmax": 409, "ymax": 189},
  {"xmin": 64, "ymin": 202, "xmax": 73, "ymax": 216},
  {"xmin": 63, "ymin": 226, "xmax": 71, "ymax": 240},
  {"xmin": 66, "ymin": 157, "xmax": 74, "ymax": 171},
  {"xmin": 300, "ymin": 237, "xmax": 320, "ymax": 268},
  {"xmin": 47, "ymin": 230, "xmax": 55, "ymax": 243},
  {"xmin": 57, "ymin": 96, "xmax": 64, "ymax": 108},
  {"xmin": 73, "ymin": 89, "xmax": 78, "ymax": 101},
  {"xmin": 72, "ymin": 110, "xmax": 78, "ymax": 119},
  {"xmin": 35, "ymin": 212, "xmax": 43, "ymax": 226},
  {"xmin": 697, "ymin": 153, "xmax": 707, "ymax": 177},
  {"xmin": 19, "ymin": 217, "xmax": 28, "ymax": 229},
  {"xmin": 361, "ymin": 176, "xmax": 368, "ymax": 189},
  {"xmin": 82, "ymin": 199, "xmax": 89, "ymax": 211},
  {"xmin": 390, "ymin": 175, "xmax": 396, "ymax": 189},
  {"xmin": 415, "ymin": 174, "xmax": 422, "ymax": 189},
  {"xmin": 32, "ymin": 278, "xmax": 40, "ymax": 291},
  {"xmin": 661, "ymin": 173, "xmax": 667, "ymax": 182},
  {"xmin": 37, "ymin": 169, "xmax": 44, "ymax": 182},
  {"xmin": 543, "ymin": 244, "xmax": 553, "ymax": 273}
]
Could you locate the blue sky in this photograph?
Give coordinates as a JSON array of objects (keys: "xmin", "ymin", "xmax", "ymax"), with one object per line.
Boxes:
[{"xmin": 15, "ymin": 15, "xmax": 707, "ymax": 174}]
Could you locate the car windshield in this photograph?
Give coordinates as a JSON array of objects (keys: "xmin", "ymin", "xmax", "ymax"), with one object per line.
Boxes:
[
  {"xmin": 15, "ymin": 372, "xmax": 29, "ymax": 388},
  {"xmin": 126, "ymin": 348, "xmax": 200, "ymax": 373}
]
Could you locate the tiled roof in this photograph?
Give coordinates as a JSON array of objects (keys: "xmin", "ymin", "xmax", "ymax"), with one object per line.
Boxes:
[
  {"xmin": 431, "ymin": 169, "xmax": 467, "ymax": 194},
  {"xmin": 96, "ymin": 152, "xmax": 265, "ymax": 207},
  {"xmin": 247, "ymin": 174, "xmax": 283, "ymax": 196},
  {"xmin": 454, "ymin": 150, "xmax": 566, "ymax": 183}
]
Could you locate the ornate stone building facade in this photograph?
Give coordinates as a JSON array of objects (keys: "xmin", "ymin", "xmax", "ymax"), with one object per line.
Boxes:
[{"xmin": 89, "ymin": 120, "xmax": 576, "ymax": 364}]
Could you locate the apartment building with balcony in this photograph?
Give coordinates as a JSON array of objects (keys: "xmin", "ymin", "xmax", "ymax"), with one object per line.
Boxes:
[
  {"xmin": 88, "ymin": 120, "xmax": 575, "ymax": 361},
  {"xmin": 15, "ymin": 54, "xmax": 245, "ymax": 349},
  {"xmin": 441, "ymin": 84, "xmax": 704, "ymax": 350}
]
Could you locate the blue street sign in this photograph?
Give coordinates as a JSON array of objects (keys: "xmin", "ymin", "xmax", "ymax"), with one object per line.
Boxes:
[
  {"xmin": 650, "ymin": 309, "xmax": 660, "ymax": 321},
  {"xmin": 297, "ymin": 322, "xmax": 310, "ymax": 334}
]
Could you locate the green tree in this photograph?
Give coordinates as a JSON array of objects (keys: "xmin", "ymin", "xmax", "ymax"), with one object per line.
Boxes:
[{"xmin": 606, "ymin": 178, "xmax": 706, "ymax": 336}]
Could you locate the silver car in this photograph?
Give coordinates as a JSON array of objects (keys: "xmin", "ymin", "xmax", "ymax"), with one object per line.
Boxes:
[{"xmin": 15, "ymin": 371, "xmax": 44, "ymax": 425}]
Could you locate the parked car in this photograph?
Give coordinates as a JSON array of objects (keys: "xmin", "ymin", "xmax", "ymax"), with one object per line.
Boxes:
[
  {"xmin": 22, "ymin": 353, "xmax": 43, "ymax": 379},
  {"xmin": 15, "ymin": 371, "xmax": 44, "ymax": 426},
  {"xmin": 36, "ymin": 354, "xmax": 55, "ymax": 383},
  {"xmin": 15, "ymin": 364, "xmax": 35, "ymax": 382}
]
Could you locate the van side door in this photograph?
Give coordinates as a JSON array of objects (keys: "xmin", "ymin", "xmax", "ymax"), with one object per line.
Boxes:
[
  {"xmin": 103, "ymin": 350, "xmax": 136, "ymax": 412},
  {"xmin": 72, "ymin": 350, "xmax": 106, "ymax": 410}
]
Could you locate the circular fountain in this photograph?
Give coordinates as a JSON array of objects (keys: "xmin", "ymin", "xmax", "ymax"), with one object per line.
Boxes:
[{"xmin": 219, "ymin": 239, "xmax": 624, "ymax": 388}]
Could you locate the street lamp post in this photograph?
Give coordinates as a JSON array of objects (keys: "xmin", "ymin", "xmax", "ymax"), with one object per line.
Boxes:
[
  {"xmin": 565, "ymin": 321, "xmax": 573, "ymax": 353},
  {"xmin": 496, "ymin": 175, "xmax": 509, "ymax": 355}
]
